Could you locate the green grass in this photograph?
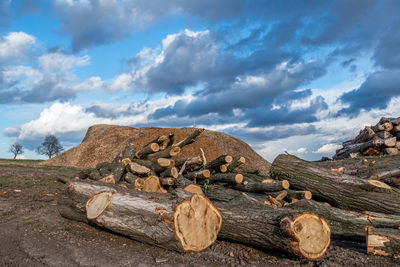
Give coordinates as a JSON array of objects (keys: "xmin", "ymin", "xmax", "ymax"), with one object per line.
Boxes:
[{"xmin": 64, "ymin": 227, "xmax": 72, "ymax": 231}]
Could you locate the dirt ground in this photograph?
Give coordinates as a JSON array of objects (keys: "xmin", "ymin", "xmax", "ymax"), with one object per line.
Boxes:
[{"xmin": 1, "ymin": 159, "xmax": 399, "ymax": 266}]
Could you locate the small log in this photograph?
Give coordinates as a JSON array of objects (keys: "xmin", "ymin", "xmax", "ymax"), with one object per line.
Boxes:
[
  {"xmin": 58, "ymin": 180, "xmax": 222, "ymax": 252},
  {"xmin": 159, "ymin": 177, "xmax": 175, "ymax": 186},
  {"xmin": 215, "ymin": 201, "xmax": 331, "ymax": 260},
  {"xmin": 110, "ymin": 162, "xmax": 125, "ymax": 183},
  {"xmin": 174, "ymin": 175, "xmax": 194, "ymax": 189},
  {"xmin": 121, "ymin": 143, "xmax": 136, "ymax": 160},
  {"xmin": 99, "ymin": 174, "xmax": 116, "ymax": 184},
  {"xmin": 185, "ymin": 169, "xmax": 211, "ymax": 181},
  {"xmin": 271, "ymin": 154, "xmax": 400, "ymax": 215},
  {"xmin": 175, "ymin": 156, "xmax": 203, "ymax": 169},
  {"xmin": 160, "ymin": 167, "xmax": 178, "ymax": 179},
  {"xmin": 135, "ymin": 143, "xmax": 160, "ymax": 159},
  {"xmin": 227, "ymin": 156, "xmax": 246, "ymax": 172},
  {"xmin": 127, "ymin": 162, "xmax": 154, "ymax": 176},
  {"xmin": 233, "ymin": 180, "xmax": 289, "ymax": 193},
  {"xmin": 88, "ymin": 170, "xmax": 102, "ymax": 181},
  {"xmin": 208, "ymin": 173, "xmax": 243, "ymax": 184},
  {"xmin": 147, "ymin": 146, "xmax": 181, "ymax": 160},
  {"xmin": 365, "ymin": 147, "xmax": 382, "ymax": 156},
  {"xmin": 123, "ymin": 172, "xmax": 142, "ymax": 185},
  {"xmin": 205, "ymin": 155, "xmax": 233, "ymax": 173},
  {"xmin": 219, "ymin": 164, "xmax": 228, "ymax": 173},
  {"xmin": 353, "ymin": 126, "xmax": 376, "ymax": 144},
  {"xmin": 184, "ymin": 184, "xmax": 204, "ymax": 195},
  {"xmin": 133, "ymin": 158, "xmax": 172, "ymax": 173},
  {"xmin": 176, "ymin": 129, "xmax": 204, "ymax": 148},
  {"xmin": 366, "ymin": 227, "xmax": 400, "ymax": 258}
]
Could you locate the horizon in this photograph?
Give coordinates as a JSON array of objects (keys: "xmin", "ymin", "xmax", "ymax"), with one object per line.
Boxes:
[{"xmin": 1, "ymin": 1, "xmax": 399, "ymax": 162}]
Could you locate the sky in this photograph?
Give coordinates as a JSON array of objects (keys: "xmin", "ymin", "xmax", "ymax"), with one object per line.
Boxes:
[{"xmin": 0, "ymin": 0, "xmax": 399, "ymax": 161}]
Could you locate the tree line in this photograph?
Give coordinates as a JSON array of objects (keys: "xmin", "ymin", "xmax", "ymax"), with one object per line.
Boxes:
[{"xmin": 9, "ymin": 134, "xmax": 64, "ymax": 159}]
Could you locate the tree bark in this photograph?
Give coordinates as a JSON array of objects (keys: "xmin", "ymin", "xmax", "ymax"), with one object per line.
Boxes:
[
  {"xmin": 271, "ymin": 154, "xmax": 400, "ymax": 215},
  {"xmin": 58, "ymin": 180, "xmax": 222, "ymax": 252},
  {"xmin": 121, "ymin": 143, "xmax": 136, "ymax": 160},
  {"xmin": 205, "ymin": 155, "xmax": 233, "ymax": 173},
  {"xmin": 227, "ymin": 156, "xmax": 246, "ymax": 172},
  {"xmin": 146, "ymin": 146, "xmax": 181, "ymax": 160},
  {"xmin": 135, "ymin": 143, "xmax": 160, "ymax": 159},
  {"xmin": 287, "ymin": 199, "xmax": 400, "ymax": 241},
  {"xmin": 176, "ymin": 129, "xmax": 204, "ymax": 148},
  {"xmin": 214, "ymin": 201, "xmax": 331, "ymax": 260},
  {"xmin": 366, "ymin": 227, "xmax": 400, "ymax": 258},
  {"xmin": 233, "ymin": 180, "xmax": 289, "ymax": 193}
]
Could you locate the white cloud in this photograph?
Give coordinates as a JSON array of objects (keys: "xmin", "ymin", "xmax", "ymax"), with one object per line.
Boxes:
[
  {"xmin": 296, "ymin": 147, "xmax": 307, "ymax": 153},
  {"xmin": 38, "ymin": 52, "xmax": 90, "ymax": 73},
  {"xmin": 313, "ymin": 143, "xmax": 342, "ymax": 154},
  {"xmin": 0, "ymin": 32, "xmax": 36, "ymax": 64},
  {"xmin": 73, "ymin": 76, "xmax": 104, "ymax": 91}
]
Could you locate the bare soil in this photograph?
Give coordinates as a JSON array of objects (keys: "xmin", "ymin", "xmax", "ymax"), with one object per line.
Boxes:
[{"xmin": 1, "ymin": 159, "xmax": 399, "ymax": 266}]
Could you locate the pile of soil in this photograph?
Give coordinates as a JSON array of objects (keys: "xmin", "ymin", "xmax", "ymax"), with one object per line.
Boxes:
[{"xmin": 42, "ymin": 125, "xmax": 271, "ymax": 175}]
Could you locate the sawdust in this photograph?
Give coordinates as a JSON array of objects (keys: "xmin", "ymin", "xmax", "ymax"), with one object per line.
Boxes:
[{"xmin": 41, "ymin": 125, "xmax": 271, "ymax": 175}]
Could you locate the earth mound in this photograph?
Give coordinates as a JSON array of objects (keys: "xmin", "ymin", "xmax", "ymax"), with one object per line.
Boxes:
[{"xmin": 42, "ymin": 124, "xmax": 271, "ymax": 175}]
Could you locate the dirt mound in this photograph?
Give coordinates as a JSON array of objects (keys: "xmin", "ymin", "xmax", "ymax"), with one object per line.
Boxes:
[{"xmin": 42, "ymin": 124, "xmax": 271, "ymax": 175}]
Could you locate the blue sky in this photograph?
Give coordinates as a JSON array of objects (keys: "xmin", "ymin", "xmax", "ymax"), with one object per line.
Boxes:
[{"xmin": 1, "ymin": 0, "xmax": 399, "ymax": 161}]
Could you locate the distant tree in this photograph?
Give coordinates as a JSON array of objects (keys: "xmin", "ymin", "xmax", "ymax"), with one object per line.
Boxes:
[
  {"xmin": 9, "ymin": 142, "xmax": 24, "ymax": 159},
  {"xmin": 36, "ymin": 134, "xmax": 64, "ymax": 159}
]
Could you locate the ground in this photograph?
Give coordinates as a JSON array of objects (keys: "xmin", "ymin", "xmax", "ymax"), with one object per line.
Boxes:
[{"xmin": 0, "ymin": 158, "xmax": 399, "ymax": 266}]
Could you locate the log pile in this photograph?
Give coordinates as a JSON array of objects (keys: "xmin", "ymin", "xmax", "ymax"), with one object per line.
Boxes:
[
  {"xmin": 59, "ymin": 129, "xmax": 400, "ymax": 261},
  {"xmin": 61, "ymin": 129, "xmax": 331, "ymax": 260},
  {"xmin": 334, "ymin": 117, "xmax": 400, "ymax": 159}
]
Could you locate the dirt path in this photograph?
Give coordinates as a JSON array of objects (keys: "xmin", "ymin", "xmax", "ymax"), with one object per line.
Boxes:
[{"xmin": 1, "ymin": 159, "xmax": 399, "ymax": 266}]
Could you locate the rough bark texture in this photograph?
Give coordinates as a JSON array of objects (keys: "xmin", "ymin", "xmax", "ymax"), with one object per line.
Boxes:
[
  {"xmin": 233, "ymin": 180, "xmax": 289, "ymax": 193},
  {"xmin": 287, "ymin": 199, "xmax": 400, "ymax": 241},
  {"xmin": 271, "ymin": 154, "xmax": 400, "ymax": 215},
  {"xmin": 214, "ymin": 201, "xmax": 331, "ymax": 260},
  {"xmin": 366, "ymin": 227, "xmax": 400, "ymax": 258},
  {"xmin": 58, "ymin": 180, "xmax": 222, "ymax": 252}
]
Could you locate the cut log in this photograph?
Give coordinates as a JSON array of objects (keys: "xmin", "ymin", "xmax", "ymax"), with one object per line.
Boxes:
[
  {"xmin": 141, "ymin": 175, "xmax": 167, "ymax": 193},
  {"xmin": 366, "ymin": 227, "xmax": 400, "ymax": 258},
  {"xmin": 58, "ymin": 180, "xmax": 222, "ymax": 252},
  {"xmin": 123, "ymin": 172, "xmax": 142, "ymax": 186},
  {"xmin": 184, "ymin": 184, "xmax": 204, "ymax": 195},
  {"xmin": 185, "ymin": 169, "xmax": 211, "ymax": 181},
  {"xmin": 159, "ymin": 177, "xmax": 175, "ymax": 186},
  {"xmin": 160, "ymin": 167, "xmax": 179, "ymax": 179},
  {"xmin": 271, "ymin": 154, "xmax": 400, "ymax": 215},
  {"xmin": 208, "ymin": 173, "xmax": 243, "ymax": 184},
  {"xmin": 176, "ymin": 129, "xmax": 204, "ymax": 148},
  {"xmin": 353, "ymin": 126, "xmax": 376, "ymax": 144},
  {"xmin": 133, "ymin": 158, "xmax": 172, "ymax": 173},
  {"xmin": 377, "ymin": 131, "xmax": 392, "ymax": 139},
  {"xmin": 384, "ymin": 137, "xmax": 397, "ymax": 147},
  {"xmin": 365, "ymin": 147, "xmax": 382, "ymax": 156},
  {"xmin": 135, "ymin": 143, "xmax": 160, "ymax": 159},
  {"xmin": 288, "ymin": 199, "xmax": 400, "ymax": 241},
  {"xmin": 147, "ymin": 146, "xmax": 181, "ymax": 160},
  {"xmin": 127, "ymin": 162, "xmax": 154, "ymax": 176},
  {"xmin": 385, "ymin": 147, "xmax": 399, "ymax": 155},
  {"xmin": 233, "ymin": 180, "xmax": 289, "ymax": 193},
  {"xmin": 219, "ymin": 164, "xmax": 228, "ymax": 173},
  {"xmin": 121, "ymin": 143, "xmax": 136, "ymax": 160},
  {"xmin": 88, "ymin": 170, "xmax": 102, "ymax": 181},
  {"xmin": 214, "ymin": 201, "xmax": 331, "ymax": 260},
  {"xmin": 227, "ymin": 156, "xmax": 246, "ymax": 172},
  {"xmin": 110, "ymin": 161, "xmax": 125, "ymax": 183},
  {"xmin": 205, "ymin": 155, "xmax": 233, "ymax": 173},
  {"xmin": 175, "ymin": 156, "xmax": 203, "ymax": 170},
  {"xmin": 99, "ymin": 174, "xmax": 116, "ymax": 184}
]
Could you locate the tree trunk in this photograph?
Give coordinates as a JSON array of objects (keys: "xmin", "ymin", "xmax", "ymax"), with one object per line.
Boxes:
[
  {"xmin": 233, "ymin": 180, "xmax": 289, "ymax": 193},
  {"xmin": 366, "ymin": 227, "xmax": 400, "ymax": 258},
  {"xmin": 58, "ymin": 180, "xmax": 222, "ymax": 252},
  {"xmin": 271, "ymin": 154, "xmax": 400, "ymax": 215},
  {"xmin": 287, "ymin": 199, "xmax": 400, "ymax": 241},
  {"xmin": 214, "ymin": 201, "xmax": 331, "ymax": 260},
  {"xmin": 146, "ymin": 146, "xmax": 181, "ymax": 160},
  {"xmin": 205, "ymin": 155, "xmax": 233, "ymax": 173}
]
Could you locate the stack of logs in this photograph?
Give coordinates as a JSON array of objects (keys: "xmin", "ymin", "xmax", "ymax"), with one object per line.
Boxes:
[
  {"xmin": 334, "ymin": 117, "xmax": 400, "ymax": 159},
  {"xmin": 58, "ymin": 129, "xmax": 400, "ymax": 261}
]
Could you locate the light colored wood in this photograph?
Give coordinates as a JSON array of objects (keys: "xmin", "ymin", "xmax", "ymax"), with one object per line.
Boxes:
[
  {"xmin": 142, "ymin": 175, "xmax": 167, "ymax": 193},
  {"xmin": 99, "ymin": 174, "xmax": 116, "ymax": 184},
  {"xmin": 184, "ymin": 184, "xmax": 204, "ymax": 195},
  {"xmin": 86, "ymin": 191, "xmax": 114, "ymax": 220}
]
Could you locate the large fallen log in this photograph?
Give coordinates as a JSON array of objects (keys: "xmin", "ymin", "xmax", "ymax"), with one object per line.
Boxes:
[
  {"xmin": 271, "ymin": 154, "xmax": 400, "ymax": 215},
  {"xmin": 287, "ymin": 199, "xmax": 400, "ymax": 241},
  {"xmin": 58, "ymin": 180, "xmax": 222, "ymax": 252},
  {"xmin": 214, "ymin": 201, "xmax": 331, "ymax": 260}
]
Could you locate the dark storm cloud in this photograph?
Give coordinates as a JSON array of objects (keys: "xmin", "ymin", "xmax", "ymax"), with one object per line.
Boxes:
[
  {"xmin": 246, "ymin": 96, "xmax": 328, "ymax": 127},
  {"xmin": 338, "ymin": 70, "xmax": 400, "ymax": 116}
]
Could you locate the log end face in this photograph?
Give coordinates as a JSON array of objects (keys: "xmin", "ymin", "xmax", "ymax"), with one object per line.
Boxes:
[
  {"xmin": 235, "ymin": 174, "xmax": 243, "ymax": 184},
  {"xmin": 86, "ymin": 191, "xmax": 114, "ymax": 221},
  {"xmin": 184, "ymin": 184, "xmax": 204, "ymax": 196},
  {"xmin": 304, "ymin": 191, "xmax": 312, "ymax": 200},
  {"xmin": 283, "ymin": 212, "xmax": 331, "ymax": 260},
  {"xmin": 174, "ymin": 194, "xmax": 222, "ymax": 252},
  {"xmin": 282, "ymin": 180, "xmax": 290, "ymax": 190}
]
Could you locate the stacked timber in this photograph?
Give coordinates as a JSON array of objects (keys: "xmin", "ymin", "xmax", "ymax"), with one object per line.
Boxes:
[
  {"xmin": 334, "ymin": 117, "xmax": 400, "ymax": 159},
  {"xmin": 60, "ymin": 130, "xmax": 332, "ymax": 260},
  {"xmin": 271, "ymin": 154, "xmax": 400, "ymax": 259}
]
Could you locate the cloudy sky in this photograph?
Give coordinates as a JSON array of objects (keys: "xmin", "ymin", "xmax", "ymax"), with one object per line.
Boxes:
[{"xmin": 1, "ymin": 0, "xmax": 399, "ymax": 161}]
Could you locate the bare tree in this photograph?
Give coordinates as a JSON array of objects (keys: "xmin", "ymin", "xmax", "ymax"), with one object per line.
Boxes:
[
  {"xmin": 36, "ymin": 134, "xmax": 64, "ymax": 159},
  {"xmin": 9, "ymin": 143, "xmax": 24, "ymax": 159}
]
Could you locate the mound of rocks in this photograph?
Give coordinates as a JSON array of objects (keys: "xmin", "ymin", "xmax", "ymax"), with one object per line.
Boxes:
[
  {"xmin": 334, "ymin": 117, "xmax": 400, "ymax": 160},
  {"xmin": 42, "ymin": 124, "xmax": 271, "ymax": 175}
]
